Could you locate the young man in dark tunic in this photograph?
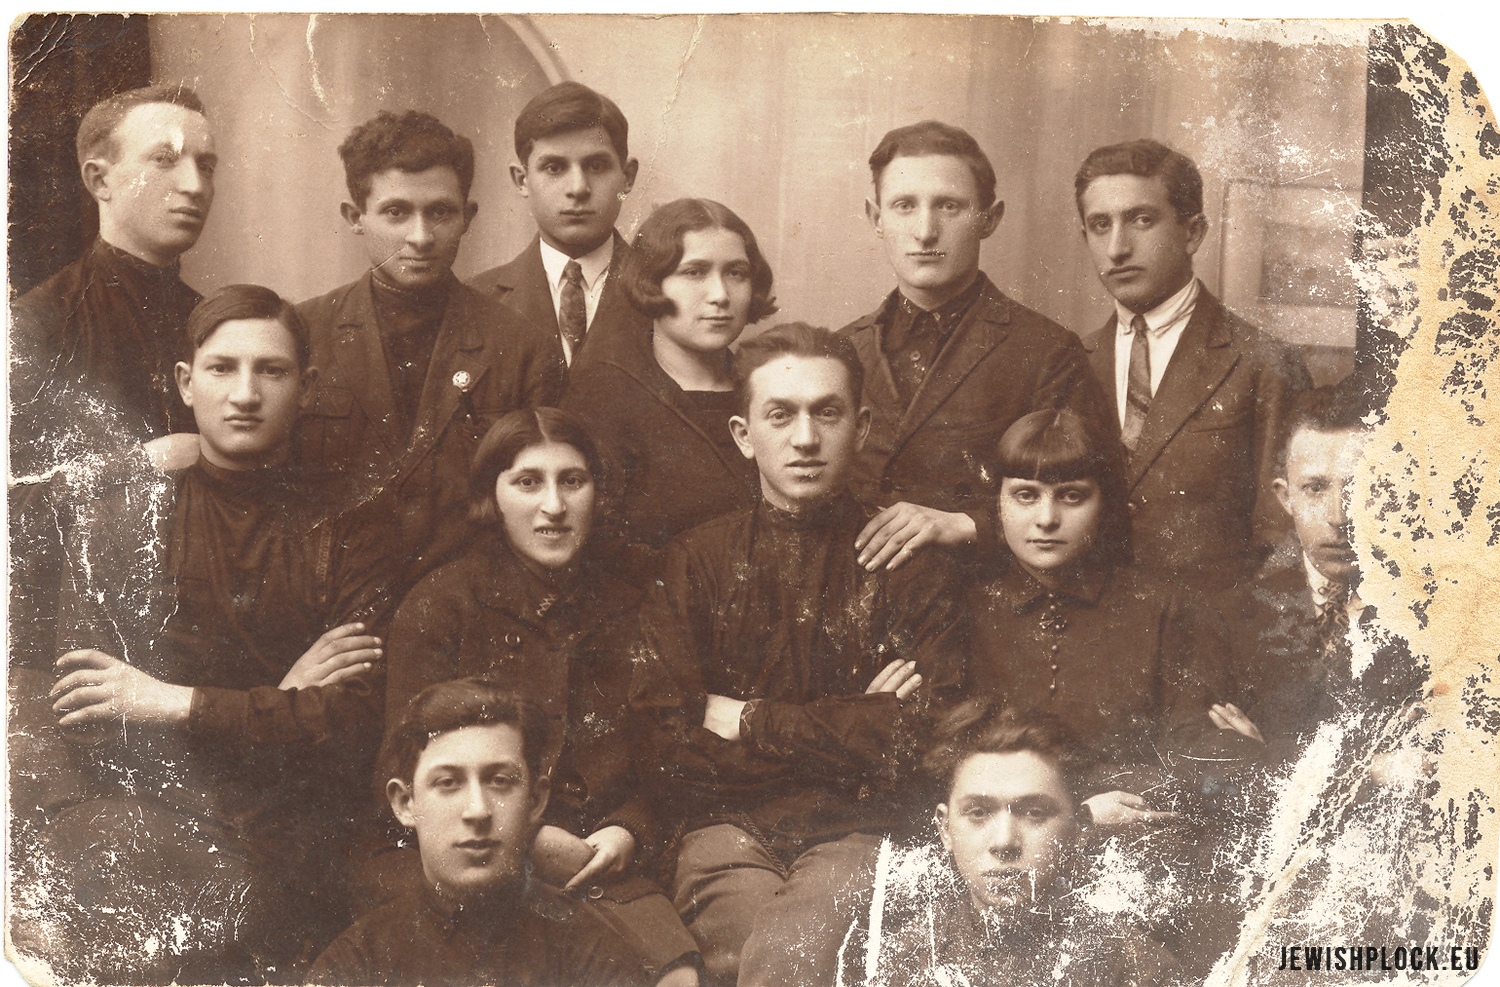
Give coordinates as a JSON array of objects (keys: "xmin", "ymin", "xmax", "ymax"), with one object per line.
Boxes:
[
  {"xmin": 12, "ymin": 286, "xmax": 393, "ymax": 985},
  {"xmin": 9, "ymin": 83, "xmax": 217, "ymax": 697},
  {"xmin": 841, "ymin": 121, "xmax": 1111, "ymax": 572},
  {"xmin": 470, "ymin": 82, "xmax": 651, "ymax": 372},
  {"xmin": 840, "ymin": 702, "xmax": 1180, "ymax": 987},
  {"xmin": 296, "ymin": 110, "xmax": 564, "ymax": 591},
  {"xmin": 631, "ymin": 323, "xmax": 967, "ymax": 986},
  {"xmin": 311, "ymin": 679, "xmax": 648, "ymax": 987}
]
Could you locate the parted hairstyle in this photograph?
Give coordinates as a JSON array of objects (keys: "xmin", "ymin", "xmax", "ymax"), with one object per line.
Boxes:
[
  {"xmin": 620, "ymin": 198, "xmax": 778, "ymax": 325},
  {"xmin": 1073, "ymin": 138, "xmax": 1204, "ymax": 222},
  {"xmin": 381, "ymin": 677, "xmax": 550, "ymax": 790},
  {"xmin": 514, "ymin": 81, "xmax": 630, "ymax": 166},
  {"xmin": 995, "ymin": 408, "xmax": 1132, "ymax": 568},
  {"xmin": 1276, "ymin": 383, "xmax": 1371, "ymax": 477},
  {"xmin": 338, "ymin": 110, "xmax": 475, "ymax": 210},
  {"xmin": 868, "ymin": 120, "xmax": 998, "ymax": 210},
  {"xmin": 468, "ymin": 407, "xmax": 605, "ymax": 528},
  {"xmin": 76, "ymin": 83, "xmax": 206, "ymax": 171},
  {"xmin": 923, "ymin": 699, "xmax": 1094, "ymax": 808},
  {"xmin": 185, "ymin": 284, "xmax": 311, "ymax": 370},
  {"xmin": 730, "ymin": 322, "xmax": 865, "ymax": 418}
]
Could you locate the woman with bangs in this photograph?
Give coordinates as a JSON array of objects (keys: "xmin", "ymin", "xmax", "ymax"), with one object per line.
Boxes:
[
  {"xmin": 967, "ymin": 407, "xmax": 1220, "ymax": 830},
  {"xmin": 561, "ymin": 198, "xmax": 775, "ymax": 577}
]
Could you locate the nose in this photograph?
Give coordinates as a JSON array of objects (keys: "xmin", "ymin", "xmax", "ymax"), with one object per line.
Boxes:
[
  {"xmin": 540, "ymin": 479, "xmax": 566, "ymax": 517},
  {"xmin": 914, "ymin": 205, "xmax": 939, "ymax": 245},
  {"xmin": 175, "ymin": 158, "xmax": 207, "ymax": 198},
  {"xmin": 1332, "ymin": 479, "xmax": 1353, "ymax": 531},
  {"xmin": 1035, "ymin": 494, "xmax": 1061, "ymax": 531},
  {"xmin": 461, "ymin": 778, "xmax": 492, "ymax": 824},
  {"xmin": 1106, "ymin": 222, "xmax": 1131, "ymax": 264},
  {"xmin": 990, "ymin": 809, "xmax": 1021, "ymax": 860},
  {"xmin": 704, "ymin": 270, "xmax": 729, "ymax": 306},
  {"xmin": 790, "ymin": 412, "xmax": 819, "ymax": 452},
  {"xmin": 407, "ymin": 214, "xmax": 436, "ymax": 251},
  {"xmin": 565, "ymin": 164, "xmax": 591, "ymax": 200},
  {"xmin": 229, "ymin": 368, "xmax": 260, "ymax": 408}
]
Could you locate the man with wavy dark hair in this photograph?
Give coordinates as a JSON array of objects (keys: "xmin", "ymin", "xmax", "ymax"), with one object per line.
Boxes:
[{"xmin": 297, "ymin": 109, "xmax": 563, "ymax": 595}]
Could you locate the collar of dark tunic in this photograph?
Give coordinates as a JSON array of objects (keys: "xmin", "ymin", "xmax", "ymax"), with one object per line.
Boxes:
[
  {"xmin": 419, "ymin": 873, "xmax": 527, "ymax": 932},
  {"xmin": 370, "ymin": 271, "xmax": 453, "ymax": 336},
  {"xmin": 755, "ymin": 491, "xmax": 863, "ymax": 533},
  {"xmin": 190, "ymin": 456, "xmax": 301, "ymax": 500},
  {"xmin": 94, "ymin": 236, "xmax": 185, "ymax": 292},
  {"xmin": 1000, "ymin": 557, "xmax": 1110, "ymax": 612}
]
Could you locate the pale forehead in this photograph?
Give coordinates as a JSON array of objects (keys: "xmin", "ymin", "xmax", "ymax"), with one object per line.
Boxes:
[
  {"xmin": 948, "ymin": 750, "xmax": 1069, "ymax": 803},
  {"xmin": 679, "ymin": 226, "xmax": 748, "ymax": 262},
  {"xmin": 1285, "ymin": 426, "xmax": 1367, "ymax": 477},
  {"xmin": 195, "ymin": 317, "xmax": 298, "ymax": 361},
  {"xmin": 877, "ymin": 153, "xmax": 981, "ymax": 199},
  {"xmin": 529, "ymin": 125, "xmax": 620, "ymax": 162},
  {"xmin": 746, "ymin": 355, "xmax": 854, "ymax": 406},
  {"xmin": 116, "ymin": 101, "xmax": 213, "ymax": 152},
  {"xmin": 366, "ymin": 164, "xmax": 465, "ymax": 204},
  {"xmin": 416, "ymin": 723, "xmax": 526, "ymax": 774},
  {"xmin": 505, "ymin": 441, "xmax": 589, "ymax": 473},
  {"xmin": 1079, "ymin": 172, "xmax": 1173, "ymax": 215}
]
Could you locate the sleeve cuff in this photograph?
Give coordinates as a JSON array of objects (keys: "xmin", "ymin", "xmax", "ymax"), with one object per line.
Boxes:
[{"xmin": 187, "ymin": 685, "xmax": 248, "ymax": 744}]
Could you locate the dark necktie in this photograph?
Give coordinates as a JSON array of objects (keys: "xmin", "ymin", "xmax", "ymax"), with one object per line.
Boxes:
[
  {"xmin": 1316, "ymin": 580, "xmax": 1353, "ymax": 667},
  {"xmin": 560, "ymin": 259, "xmax": 587, "ymax": 363},
  {"xmin": 1121, "ymin": 314, "xmax": 1152, "ymax": 451}
]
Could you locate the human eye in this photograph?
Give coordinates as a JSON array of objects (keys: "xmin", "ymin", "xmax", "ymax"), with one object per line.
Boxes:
[
  {"xmin": 676, "ymin": 263, "xmax": 707, "ymax": 279},
  {"xmin": 561, "ymin": 471, "xmax": 592, "ymax": 490},
  {"xmin": 765, "ymin": 407, "xmax": 791, "ymax": 426},
  {"xmin": 940, "ymin": 199, "xmax": 964, "ymax": 215},
  {"xmin": 512, "ymin": 474, "xmax": 541, "ymax": 491},
  {"xmin": 1059, "ymin": 485, "xmax": 1093, "ymax": 505},
  {"xmin": 819, "ymin": 405, "xmax": 844, "ymax": 422},
  {"xmin": 1085, "ymin": 216, "xmax": 1111, "ymax": 235},
  {"xmin": 150, "ymin": 148, "xmax": 178, "ymax": 167},
  {"xmin": 585, "ymin": 157, "xmax": 614, "ymax": 174},
  {"xmin": 430, "ymin": 773, "xmax": 461, "ymax": 792},
  {"xmin": 725, "ymin": 263, "xmax": 752, "ymax": 282},
  {"xmin": 382, "ymin": 204, "xmax": 409, "ymax": 220},
  {"xmin": 197, "ymin": 156, "xmax": 217, "ymax": 179},
  {"xmin": 1010, "ymin": 485, "xmax": 1039, "ymax": 504},
  {"xmin": 1131, "ymin": 211, "xmax": 1157, "ymax": 229}
]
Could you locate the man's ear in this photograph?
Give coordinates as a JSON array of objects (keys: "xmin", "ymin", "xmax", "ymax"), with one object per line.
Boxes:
[
  {"xmin": 935, "ymin": 804, "xmax": 953, "ymax": 853},
  {"xmin": 298, "ymin": 366, "xmax": 320, "ymax": 411},
  {"xmin": 1183, "ymin": 212, "xmax": 1209, "ymax": 257},
  {"xmin": 1272, "ymin": 477, "xmax": 1292, "ymax": 518},
  {"xmin": 509, "ymin": 163, "xmax": 530, "ymax": 197},
  {"xmin": 978, "ymin": 199, "xmax": 1005, "ymax": 240},
  {"xmin": 855, "ymin": 406, "xmax": 873, "ymax": 452},
  {"xmin": 528, "ymin": 773, "xmax": 551, "ymax": 827},
  {"xmin": 82, "ymin": 157, "xmax": 112, "ymax": 203},
  {"xmin": 864, "ymin": 197, "xmax": 883, "ymax": 237},
  {"xmin": 174, "ymin": 361, "xmax": 195, "ymax": 406},
  {"xmin": 729, "ymin": 415, "xmax": 756, "ymax": 461},
  {"xmin": 620, "ymin": 157, "xmax": 640, "ymax": 196},
  {"xmin": 339, "ymin": 201, "xmax": 365, "ymax": 234},
  {"xmin": 388, "ymin": 778, "xmax": 416, "ymax": 830}
]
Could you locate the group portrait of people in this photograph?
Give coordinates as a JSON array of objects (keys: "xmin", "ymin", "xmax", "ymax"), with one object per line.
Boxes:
[{"xmin": 7, "ymin": 39, "xmax": 1444, "ymax": 987}]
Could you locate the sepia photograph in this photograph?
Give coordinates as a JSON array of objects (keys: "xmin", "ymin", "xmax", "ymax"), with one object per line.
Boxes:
[{"xmin": 6, "ymin": 10, "xmax": 1499, "ymax": 986}]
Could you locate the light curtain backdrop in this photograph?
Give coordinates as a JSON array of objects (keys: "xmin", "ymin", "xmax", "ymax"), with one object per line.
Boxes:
[{"xmin": 153, "ymin": 14, "xmax": 1366, "ymax": 361}]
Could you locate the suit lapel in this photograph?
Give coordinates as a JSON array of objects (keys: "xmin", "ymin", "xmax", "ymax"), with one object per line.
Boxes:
[
  {"xmin": 499, "ymin": 237, "xmax": 559, "ymax": 338},
  {"xmin": 892, "ymin": 280, "xmax": 1012, "ymax": 454},
  {"xmin": 588, "ymin": 232, "xmax": 635, "ymax": 342},
  {"xmin": 332, "ymin": 276, "xmax": 402, "ymax": 455},
  {"xmin": 400, "ymin": 282, "xmax": 491, "ymax": 482},
  {"xmin": 1125, "ymin": 296, "xmax": 1240, "ymax": 491},
  {"xmin": 1084, "ymin": 317, "xmax": 1119, "ymax": 414}
]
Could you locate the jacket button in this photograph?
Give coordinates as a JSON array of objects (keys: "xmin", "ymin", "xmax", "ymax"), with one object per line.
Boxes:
[
  {"xmin": 587, "ymin": 886, "xmax": 605, "ymax": 900},
  {"xmin": 504, "ymin": 632, "xmax": 522, "ymax": 648}
]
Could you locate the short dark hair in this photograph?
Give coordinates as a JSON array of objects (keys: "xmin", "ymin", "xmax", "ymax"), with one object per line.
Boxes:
[
  {"xmin": 76, "ymin": 83, "xmax": 206, "ymax": 171},
  {"xmin": 468, "ymin": 407, "xmax": 605, "ymax": 528},
  {"xmin": 381, "ymin": 678, "xmax": 550, "ymax": 791},
  {"xmin": 621, "ymin": 198, "xmax": 777, "ymax": 324},
  {"xmin": 995, "ymin": 408, "xmax": 1131, "ymax": 567},
  {"xmin": 514, "ymin": 81, "xmax": 629, "ymax": 166},
  {"xmin": 868, "ymin": 120, "xmax": 997, "ymax": 210},
  {"xmin": 731, "ymin": 322, "xmax": 864, "ymax": 418},
  {"xmin": 923, "ymin": 699, "xmax": 1094, "ymax": 808},
  {"xmin": 338, "ymin": 110, "xmax": 475, "ymax": 210},
  {"xmin": 185, "ymin": 284, "xmax": 310, "ymax": 370},
  {"xmin": 1277, "ymin": 383, "xmax": 1370, "ymax": 478},
  {"xmin": 1073, "ymin": 139, "xmax": 1204, "ymax": 221}
]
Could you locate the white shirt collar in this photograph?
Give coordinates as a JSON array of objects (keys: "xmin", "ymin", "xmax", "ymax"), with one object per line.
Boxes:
[
  {"xmin": 539, "ymin": 235, "xmax": 614, "ymax": 291},
  {"xmin": 1114, "ymin": 277, "xmax": 1199, "ymax": 337},
  {"xmin": 1302, "ymin": 552, "xmax": 1364, "ymax": 614}
]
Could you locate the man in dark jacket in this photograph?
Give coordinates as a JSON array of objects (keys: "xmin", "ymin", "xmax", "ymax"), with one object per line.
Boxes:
[
  {"xmin": 632, "ymin": 323, "xmax": 966, "ymax": 985},
  {"xmin": 12, "ymin": 286, "xmax": 393, "ymax": 985},
  {"xmin": 1074, "ymin": 139, "xmax": 1310, "ymax": 590},
  {"xmin": 470, "ymin": 82, "xmax": 651, "ymax": 371},
  {"xmin": 296, "ymin": 110, "xmax": 563, "ymax": 591}
]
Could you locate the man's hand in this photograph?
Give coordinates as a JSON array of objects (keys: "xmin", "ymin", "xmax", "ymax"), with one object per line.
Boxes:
[
  {"xmin": 855, "ymin": 503, "xmax": 976, "ymax": 571},
  {"xmin": 564, "ymin": 825, "xmax": 638, "ymax": 891},
  {"xmin": 865, "ymin": 659, "xmax": 923, "ymax": 700},
  {"xmin": 703, "ymin": 694, "xmax": 747, "ymax": 741},
  {"xmin": 531, "ymin": 825, "xmax": 597, "ymax": 886},
  {"xmin": 50, "ymin": 649, "xmax": 193, "ymax": 728},
  {"xmin": 1209, "ymin": 702, "xmax": 1264, "ymax": 743},
  {"xmin": 141, "ymin": 433, "xmax": 202, "ymax": 472},
  {"xmin": 1081, "ymin": 790, "xmax": 1179, "ymax": 828},
  {"xmin": 280, "ymin": 623, "xmax": 382, "ymax": 690}
]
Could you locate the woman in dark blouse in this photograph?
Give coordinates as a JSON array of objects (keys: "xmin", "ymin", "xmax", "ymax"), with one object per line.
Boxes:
[
  {"xmin": 967, "ymin": 408, "xmax": 1218, "ymax": 827},
  {"xmin": 562, "ymin": 198, "xmax": 775, "ymax": 577},
  {"xmin": 381, "ymin": 408, "xmax": 698, "ymax": 987}
]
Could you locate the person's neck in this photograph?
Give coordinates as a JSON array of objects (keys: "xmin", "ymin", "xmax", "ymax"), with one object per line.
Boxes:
[
  {"xmin": 541, "ymin": 231, "xmax": 611, "ymax": 260},
  {"xmin": 98, "ymin": 226, "xmax": 179, "ymax": 270},
  {"xmin": 896, "ymin": 268, "xmax": 980, "ymax": 312},
  {"xmin": 760, "ymin": 486, "xmax": 842, "ymax": 519},
  {"xmin": 198, "ymin": 440, "xmax": 291, "ymax": 474},
  {"xmin": 1119, "ymin": 271, "xmax": 1194, "ymax": 317},
  {"xmin": 652, "ymin": 330, "xmax": 733, "ymax": 392}
]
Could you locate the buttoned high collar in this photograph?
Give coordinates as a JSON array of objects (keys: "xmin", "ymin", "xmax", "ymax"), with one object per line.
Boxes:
[{"xmin": 540, "ymin": 235, "xmax": 613, "ymax": 291}]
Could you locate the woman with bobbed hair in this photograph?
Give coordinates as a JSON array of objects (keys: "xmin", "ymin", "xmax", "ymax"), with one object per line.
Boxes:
[
  {"xmin": 377, "ymin": 407, "xmax": 700, "ymax": 986},
  {"xmin": 966, "ymin": 407, "xmax": 1221, "ymax": 829},
  {"xmin": 562, "ymin": 198, "xmax": 775, "ymax": 576}
]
